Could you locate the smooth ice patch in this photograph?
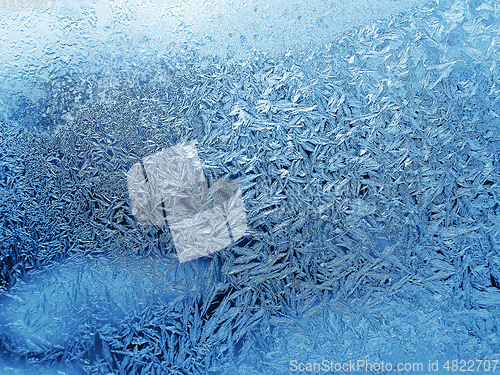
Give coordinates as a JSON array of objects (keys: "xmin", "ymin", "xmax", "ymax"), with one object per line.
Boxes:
[{"xmin": 0, "ymin": 255, "xmax": 210, "ymax": 350}]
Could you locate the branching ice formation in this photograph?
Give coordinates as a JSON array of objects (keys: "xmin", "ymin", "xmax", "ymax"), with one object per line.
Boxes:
[{"xmin": 0, "ymin": 0, "xmax": 499, "ymax": 373}]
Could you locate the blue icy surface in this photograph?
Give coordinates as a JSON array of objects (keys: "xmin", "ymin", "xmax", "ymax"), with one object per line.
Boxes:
[{"xmin": 1, "ymin": 0, "xmax": 500, "ymax": 374}]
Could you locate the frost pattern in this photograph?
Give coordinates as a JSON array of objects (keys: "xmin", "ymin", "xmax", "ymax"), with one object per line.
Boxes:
[
  {"xmin": 127, "ymin": 141, "xmax": 247, "ymax": 262},
  {"xmin": 1, "ymin": 0, "xmax": 500, "ymax": 373}
]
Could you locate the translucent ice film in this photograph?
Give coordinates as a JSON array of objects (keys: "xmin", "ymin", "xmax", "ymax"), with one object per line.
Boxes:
[{"xmin": 127, "ymin": 141, "xmax": 247, "ymax": 262}]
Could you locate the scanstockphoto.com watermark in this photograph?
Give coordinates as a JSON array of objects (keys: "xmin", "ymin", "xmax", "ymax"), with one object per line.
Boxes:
[
  {"xmin": 290, "ymin": 359, "xmax": 499, "ymax": 373},
  {"xmin": 0, "ymin": 0, "xmax": 55, "ymax": 12},
  {"xmin": 290, "ymin": 360, "xmax": 425, "ymax": 373}
]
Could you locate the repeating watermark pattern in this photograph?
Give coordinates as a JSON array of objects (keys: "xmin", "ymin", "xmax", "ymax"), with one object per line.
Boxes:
[
  {"xmin": 0, "ymin": 0, "xmax": 55, "ymax": 12},
  {"xmin": 290, "ymin": 359, "xmax": 499, "ymax": 373},
  {"xmin": 127, "ymin": 141, "xmax": 247, "ymax": 263}
]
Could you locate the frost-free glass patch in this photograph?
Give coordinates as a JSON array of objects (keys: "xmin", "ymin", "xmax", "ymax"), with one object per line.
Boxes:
[{"xmin": 127, "ymin": 141, "xmax": 247, "ymax": 262}]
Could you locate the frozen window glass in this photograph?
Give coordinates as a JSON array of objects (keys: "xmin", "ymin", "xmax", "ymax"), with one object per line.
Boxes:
[{"xmin": 1, "ymin": 0, "xmax": 499, "ymax": 374}]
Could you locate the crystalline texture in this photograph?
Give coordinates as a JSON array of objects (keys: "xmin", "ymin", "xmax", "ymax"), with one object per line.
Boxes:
[
  {"xmin": 127, "ymin": 141, "xmax": 247, "ymax": 262},
  {"xmin": 1, "ymin": 0, "xmax": 500, "ymax": 373}
]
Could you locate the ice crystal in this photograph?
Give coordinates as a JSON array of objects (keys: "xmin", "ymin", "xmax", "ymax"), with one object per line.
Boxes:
[{"xmin": 1, "ymin": 0, "xmax": 500, "ymax": 373}]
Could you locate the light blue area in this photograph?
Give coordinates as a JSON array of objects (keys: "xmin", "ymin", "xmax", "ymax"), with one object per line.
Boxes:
[
  {"xmin": 0, "ymin": 0, "xmax": 434, "ymax": 119},
  {"xmin": 0, "ymin": 358, "xmax": 82, "ymax": 375},
  {"xmin": 0, "ymin": 255, "xmax": 211, "ymax": 351}
]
